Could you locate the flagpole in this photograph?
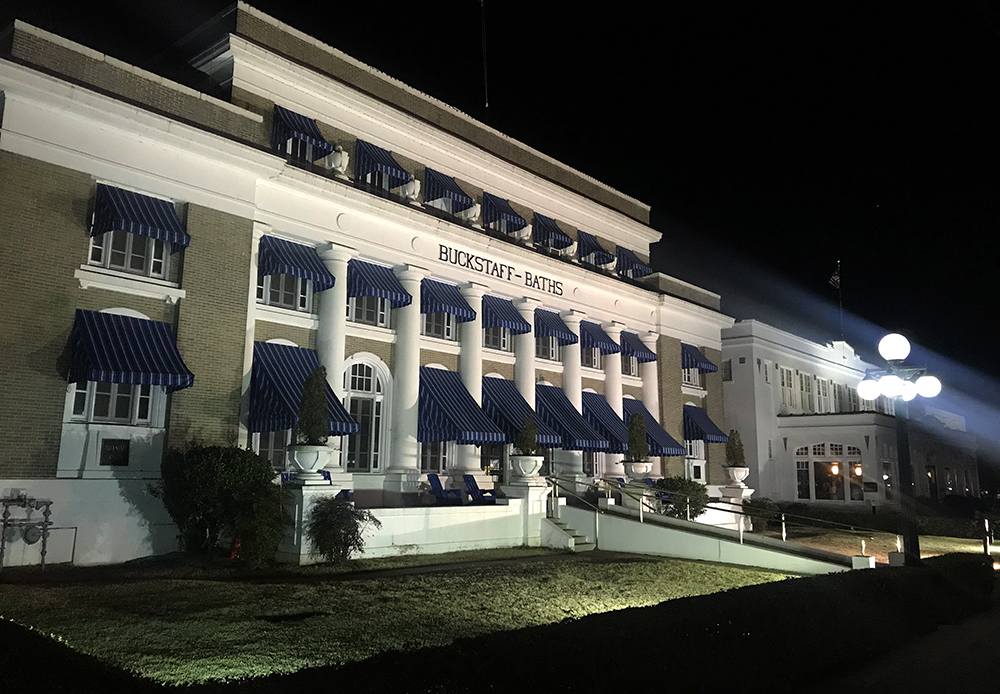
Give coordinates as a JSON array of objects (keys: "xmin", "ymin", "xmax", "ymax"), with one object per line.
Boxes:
[{"xmin": 837, "ymin": 260, "xmax": 844, "ymax": 339}]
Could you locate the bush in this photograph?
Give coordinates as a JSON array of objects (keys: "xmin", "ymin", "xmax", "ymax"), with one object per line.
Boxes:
[
  {"xmin": 306, "ymin": 496, "xmax": 382, "ymax": 563},
  {"xmin": 653, "ymin": 476, "xmax": 709, "ymax": 519},
  {"xmin": 742, "ymin": 496, "xmax": 781, "ymax": 531},
  {"xmin": 150, "ymin": 445, "xmax": 289, "ymax": 564}
]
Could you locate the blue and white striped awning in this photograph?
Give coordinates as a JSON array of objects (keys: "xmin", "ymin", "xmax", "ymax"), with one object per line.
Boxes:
[
  {"xmin": 580, "ymin": 321, "xmax": 620, "ymax": 354},
  {"xmin": 423, "ymin": 168, "xmax": 474, "ymax": 212},
  {"xmin": 534, "ymin": 309, "xmax": 578, "ymax": 346},
  {"xmin": 482, "ymin": 295, "xmax": 531, "ymax": 334},
  {"xmin": 681, "ymin": 343, "xmax": 718, "ymax": 373},
  {"xmin": 535, "ymin": 384, "xmax": 608, "ymax": 452},
  {"xmin": 581, "ymin": 391, "xmax": 629, "ymax": 454},
  {"xmin": 482, "ymin": 192, "xmax": 528, "ymax": 233},
  {"xmin": 481, "ymin": 377, "xmax": 561, "ymax": 447},
  {"xmin": 532, "ymin": 213, "xmax": 574, "ymax": 249},
  {"xmin": 348, "ymin": 259, "xmax": 412, "ymax": 308},
  {"xmin": 623, "ymin": 398, "xmax": 685, "ymax": 457},
  {"xmin": 620, "ymin": 331, "xmax": 657, "ymax": 363},
  {"xmin": 92, "ymin": 184, "xmax": 190, "ymax": 251},
  {"xmin": 577, "ymin": 231, "xmax": 614, "ymax": 266},
  {"xmin": 421, "ymin": 279, "xmax": 476, "ymax": 322},
  {"xmin": 355, "ymin": 139, "xmax": 412, "ymax": 189},
  {"xmin": 271, "ymin": 105, "xmax": 334, "ymax": 159},
  {"xmin": 258, "ymin": 236, "xmax": 336, "ymax": 292},
  {"xmin": 70, "ymin": 309, "xmax": 194, "ymax": 391},
  {"xmin": 419, "ymin": 367, "xmax": 504, "ymax": 445},
  {"xmin": 249, "ymin": 342, "xmax": 358, "ymax": 435},
  {"xmin": 683, "ymin": 405, "xmax": 729, "ymax": 444},
  {"xmin": 616, "ymin": 246, "xmax": 653, "ymax": 278}
]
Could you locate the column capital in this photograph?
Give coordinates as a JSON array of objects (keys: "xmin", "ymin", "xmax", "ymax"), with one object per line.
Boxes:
[
  {"xmin": 603, "ymin": 320, "xmax": 626, "ymax": 338},
  {"xmin": 252, "ymin": 221, "xmax": 272, "ymax": 240},
  {"xmin": 459, "ymin": 281, "xmax": 489, "ymax": 299},
  {"xmin": 559, "ymin": 309, "xmax": 587, "ymax": 328},
  {"xmin": 640, "ymin": 331, "xmax": 660, "ymax": 350},
  {"xmin": 319, "ymin": 243, "xmax": 358, "ymax": 264},
  {"xmin": 394, "ymin": 264, "xmax": 430, "ymax": 283}
]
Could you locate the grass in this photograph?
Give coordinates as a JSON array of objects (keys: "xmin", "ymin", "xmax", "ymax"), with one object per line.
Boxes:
[
  {"xmin": 767, "ymin": 526, "xmax": 997, "ymax": 564},
  {"xmin": 0, "ymin": 548, "xmax": 789, "ymax": 684}
]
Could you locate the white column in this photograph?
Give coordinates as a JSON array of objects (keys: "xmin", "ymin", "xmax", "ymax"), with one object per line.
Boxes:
[
  {"xmin": 454, "ymin": 282, "xmax": 489, "ymax": 486},
  {"xmin": 640, "ymin": 331, "xmax": 662, "ymax": 478},
  {"xmin": 556, "ymin": 310, "xmax": 586, "ymax": 482},
  {"xmin": 385, "ymin": 264, "xmax": 427, "ymax": 503},
  {"xmin": 603, "ymin": 321, "xmax": 626, "ymax": 479},
  {"xmin": 513, "ymin": 297, "xmax": 540, "ymax": 408}
]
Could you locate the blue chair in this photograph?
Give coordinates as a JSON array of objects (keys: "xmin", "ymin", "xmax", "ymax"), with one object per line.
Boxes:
[
  {"xmin": 463, "ymin": 475, "xmax": 497, "ymax": 505},
  {"xmin": 616, "ymin": 477, "xmax": 628, "ymax": 489},
  {"xmin": 334, "ymin": 488, "xmax": 353, "ymax": 502},
  {"xmin": 427, "ymin": 474, "xmax": 462, "ymax": 505}
]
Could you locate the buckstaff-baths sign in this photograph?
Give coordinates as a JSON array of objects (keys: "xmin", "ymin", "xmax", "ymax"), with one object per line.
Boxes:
[{"xmin": 438, "ymin": 243, "xmax": 565, "ymax": 296}]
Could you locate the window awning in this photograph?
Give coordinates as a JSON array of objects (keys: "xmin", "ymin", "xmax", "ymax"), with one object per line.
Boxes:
[
  {"xmin": 481, "ymin": 377, "xmax": 561, "ymax": 447},
  {"xmin": 616, "ymin": 246, "xmax": 653, "ymax": 278},
  {"xmin": 577, "ymin": 231, "xmax": 614, "ymax": 266},
  {"xmin": 580, "ymin": 321, "xmax": 620, "ymax": 354},
  {"xmin": 70, "ymin": 309, "xmax": 194, "ymax": 391},
  {"xmin": 423, "ymin": 168, "xmax": 474, "ymax": 212},
  {"xmin": 532, "ymin": 213, "xmax": 574, "ymax": 249},
  {"xmin": 348, "ymin": 259, "xmax": 412, "ymax": 308},
  {"xmin": 355, "ymin": 139, "xmax": 412, "ymax": 189},
  {"xmin": 536, "ymin": 384, "xmax": 608, "ymax": 451},
  {"xmin": 624, "ymin": 398, "xmax": 686, "ymax": 457},
  {"xmin": 482, "ymin": 192, "xmax": 527, "ymax": 233},
  {"xmin": 92, "ymin": 184, "xmax": 190, "ymax": 252},
  {"xmin": 681, "ymin": 343, "xmax": 718, "ymax": 373},
  {"xmin": 683, "ymin": 405, "xmax": 729, "ymax": 444},
  {"xmin": 258, "ymin": 236, "xmax": 336, "ymax": 291},
  {"xmin": 581, "ymin": 392, "xmax": 629, "ymax": 454},
  {"xmin": 534, "ymin": 309, "xmax": 578, "ymax": 346},
  {"xmin": 249, "ymin": 342, "xmax": 358, "ymax": 435},
  {"xmin": 419, "ymin": 367, "xmax": 504, "ymax": 445},
  {"xmin": 421, "ymin": 279, "xmax": 476, "ymax": 321},
  {"xmin": 271, "ymin": 105, "xmax": 334, "ymax": 159},
  {"xmin": 621, "ymin": 331, "xmax": 656, "ymax": 363},
  {"xmin": 482, "ymin": 295, "xmax": 532, "ymax": 334}
]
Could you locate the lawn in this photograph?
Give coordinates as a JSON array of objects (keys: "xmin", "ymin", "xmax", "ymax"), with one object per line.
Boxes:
[
  {"xmin": 0, "ymin": 548, "xmax": 789, "ymax": 684},
  {"xmin": 768, "ymin": 527, "xmax": 996, "ymax": 564}
]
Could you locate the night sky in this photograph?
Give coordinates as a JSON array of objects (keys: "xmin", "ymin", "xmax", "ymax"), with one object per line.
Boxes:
[{"xmin": 4, "ymin": 1, "xmax": 999, "ymax": 453}]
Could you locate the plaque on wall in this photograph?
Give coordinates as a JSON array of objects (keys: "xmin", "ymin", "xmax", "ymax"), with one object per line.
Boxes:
[{"xmin": 100, "ymin": 439, "xmax": 130, "ymax": 467}]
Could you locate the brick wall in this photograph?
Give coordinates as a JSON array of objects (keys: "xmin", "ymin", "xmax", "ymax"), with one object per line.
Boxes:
[
  {"xmin": 622, "ymin": 384, "xmax": 644, "ymax": 400},
  {"xmin": 483, "ymin": 360, "xmax": 514, "ymax": 381},
  {"xmin": 420, "ymin": 349, "xmax": 458, "ymax": 371},
  {"xmin": 703, "ymin": 346, "xmax": 727, "ymax": 485},
  {"xmin": 254, "ymin": 320, "xmax": 316, "ymax": 350},
  {"xmin": 346, "ymin": 336, "xmax": 393, "ymax": 369},
  {"xmin": 581, "ymin": 376, "xmax": 604, "ymax": 394},
  {"xmin": 657, "ymin": 335, "xmax": 686, "ymax": 478},
  {"xmin": 537, "ymin": 369, "xmax": 562, "ymax": 388}
]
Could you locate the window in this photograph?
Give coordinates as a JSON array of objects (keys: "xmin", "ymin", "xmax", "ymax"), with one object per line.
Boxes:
[
  {"xmin": 831, "ymin": 383, "xmax": 842, "ymax": 413},
  {"xmin": 622, "ymin": 355, "xmax": 638, "ymax": 377},
  {"xmin": 763, "ymin": 362, "xmax": 770, "ymax": 384},
  {"xmin": 779, "ymin": 366, "xmax": 796, "ymax": 408},
  {"xmin": 682, "ymin": 367, "xmax": 703, "ymax": 387},
  {"xmin": 343, "ymin": 362, "xmax": 385, "ymax": 472},
  {"xmin": 794, "ymin": 441, "xmax": 863, "ymax": 502},
  {"xmin": 89, "ymin": 230, "xmax": 169, "ymax": 279},
  {"xmin": 797, "ymin": 461, "xmax": 811, "ymax": 500},
  {"xmin": 423, "ymin": 312, "xmax": 456, "ymax": 341},
  {"xmin": 426, "ymin": 197, "xmax": 454, "ymax": 215},
  {"xmin": 582, "ymin": 450, "xmax": 598, "ymax": 477},
  {"xmin": 484, "ymin": 326, "xmax": 511, "ymax": 352},
  {"xmin": 281, "ymin": 136, "xmax": 316, "ymax": 165},
  {"xmin": 480, "ymin": 443, "xmax": 505, "ymax": 475},
  {"xmin": 581, "ymin": 347, "xmax": 602, "ymax": 369},
  {"xmin": 721, "ymin": 360, "xmax": 733, "ymax": 382},
  {"xmin": 366, "ymin": 170, "xmax": 391, "ymax": 192},
  {"xmin": 348, "ymin": 296, "xmax": 390, "ymax": 327},
  {"xmin": 421, "ymin": 441, "xmax": 450, "ymax": 474},
  {"xmin": 816, "ymin": 378, "xmax": 829, "ymax": 413},
  {"xmin": 258, "ymin": 274, "xmax": 312, "ymax": 312},
  {"xmin": 71, "ymin": 380, "xmax": 158, "ymax": 425},
  {"xmin": 768, "ymin": 439, "xmax": 773, "ymax": 459},
  {"xmin": 255, "ymin": 429, "xmax": 291, "ymax": 472},
  {"xmin": 799, "ymin": 372, "xmax": 814, "ymax": 411},
  {"xmin": 684, "ymin": 440, "xmax": 705, "ymax": 482},
  {"xmin": 536, "ymin": 336, "xmax": 560, "ymax": 361},
  {"xmin": 847, "ymin": 386, "xmax": 860, "ymax": 412}
]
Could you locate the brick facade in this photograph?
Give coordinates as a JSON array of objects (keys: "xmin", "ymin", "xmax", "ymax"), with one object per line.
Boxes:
[
  {"xmin": 253, "ymin": 320, "xmax": 317, "ymax": 350},
  {"xmin": 703, "ymin": 346, "xmax": 727, "ymax": 484}
]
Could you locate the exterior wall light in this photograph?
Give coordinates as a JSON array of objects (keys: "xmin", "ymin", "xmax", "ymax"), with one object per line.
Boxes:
[
  {"xmin": 830, "ymin": 463, "xmax": 839, "ymax": 476},
  {"xmin": 854, "ymin": 465, "xmax": 863, "ymax": 477}
]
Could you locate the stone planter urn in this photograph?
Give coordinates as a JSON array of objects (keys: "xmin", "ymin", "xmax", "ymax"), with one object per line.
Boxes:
[
  {"xmin": 289, "ymin": 445, "xmax": 332, "ymax": 481},
  {"xmin": 724, "ymin": 466, "xmax": 751, "ymax": 487},
  {"xmin": 510, "ymin": 454, "xmax": 544, "ymax": 480},
  {"xmin": 623, "ymin": 459, "xmax": 653, "ymax": 480}
]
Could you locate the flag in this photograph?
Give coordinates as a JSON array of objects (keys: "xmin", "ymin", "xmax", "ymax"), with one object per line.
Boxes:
[{"xmin": 829, "ymin": 264, "xmax": 840, "ymax": 289}]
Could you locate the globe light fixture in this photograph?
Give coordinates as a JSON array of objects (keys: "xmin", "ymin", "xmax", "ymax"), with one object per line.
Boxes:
[
  {"xmin": 900, "ymin": 380, "xmax": 918, "ymax": 402},
  {"xmin": 830, "ymin": 463, "xmax": 839, "ymax": 476},
  {"xmin": 854, "ymin": 464, "xmax": 863, "ymax": 477},
  {"xmin": 915, "ymin": 374, "xmax": 942, "ymax": 398},
  {"xmin": 878, "ymin": 374, "xmax": 904, "ymax": 398},
  {"xmin": 857, "ymin": 378, "xmax": 881, "ymax": 400},
  {"xmin": 878, "ymin": 333, "xmax": 911, "ymax": 362}
]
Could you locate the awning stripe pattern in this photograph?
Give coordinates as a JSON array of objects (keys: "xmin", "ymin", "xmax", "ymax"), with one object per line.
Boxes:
[
  {"xmin": 616, "ymin": 246, "xmax": 653, "ymax": 278},
  {"xmin": 249, "ymin": 342, "xmax": 358, "ymax": 434},
  {"xmin": 581, "ymin": 392, "xmax": 629, "ymax": 454},
  {"xmin": 536, "ymin": 384, "xmax": 608, "ymax": 451},
  {"xmin": 258, "ymin": 236, "xmax": 336, "ymax": 292},
  {"xmin": 355, "ymin": 139, "xmax": 412, "ymax": 189},
  {"xmin": 481, "ymin": 377, "xmax": 561, "ymax": 447},
  {"xmin": 620, "ymin": 331, "xmax": 657, "ymax": 363},
  {"xmin": 681, "ymin": 343, "xmax": 718, "ymax": 373},
  {"xmin": 70, "ymin": 309, "xmax": 194, "ymax": 391},
  {"xmin": 532, "ymin": 213, "xmax": 574, "ymax": 249},
  {"xmin": 421, "ymin": 279, "xmax": 476, "ymax": 321},
  {"xmin": 683, "ymin": 405, "xmax": 729, "ymax": 443},
  {"xmin": 271, "ymin": 105, "xmax": 334, "ymax": 159},
  {"xmin": 623, "ymin": 398, "xmax": 686, "ymax": 456},
  {"xmin": 534, "ymin": 309, "xmax": 578, "ymax": 345},
  {"xmin": 482, "ymin": 192, "xmax": 528, "ymax": 232},
  {"xmin": 580, "ymin": 321, "xmax": 620, "ymax": 354},
  {"xmin": 577, "ymin": 231, "xmax": 614, "ymax": 265},
  {"xmin": 347, "ymin": 260, "xmax": 412, "ymax": 308},
  {"xmin": 482, "ymin": 295, "xmax": 532, "ymax": 334},
  {"xmin": 92, "ymin": 184, "xmax": 190, "ymax": 251},
  {"xmin": 419, "ymin": 367, "xmax": 504, "ymax": 444},
  {"xmin": 423, "ymin": 168, "xmax": 474, "ymax": 212}
]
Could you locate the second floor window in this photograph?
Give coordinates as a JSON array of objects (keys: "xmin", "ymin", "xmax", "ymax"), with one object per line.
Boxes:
[
  {"xmin": 536, "ymin": 336, "xmax": 560, "ymax": 361},
  {"xmin": 682, "ymin": 367, "xmax": 703, "ymax": 387},
  {"xmin": 622, "ymin": 355, "xmax": 638, "ymax": 377},
  {"xmin": 89, "ymin": 230, "xmax": 168, "ymax": 279},
  {"xmin": 779, "ymin": 366, "xmax": 796, "ymax": 407},
  {"xmin": 423, "ymin": 312, "xmax": 456, "ymax": 341},
  {"xmin": 484, "ymin": 326, "xmax": 511, "ymax": 352},
  {"xmin": 581, "ymin": 347, "xmax": 601, "ymax": 369},
  {"xmin": 348, "ymin": 296, "xmax": 390, "ymax": 327},
  {"xmin": 257, "ymin": 274, "xmax": 312, "ymax": 312}
]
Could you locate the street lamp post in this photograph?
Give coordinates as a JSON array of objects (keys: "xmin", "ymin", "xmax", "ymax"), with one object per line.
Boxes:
[{"xmin": 857, "ymin": 333, "xmax": 942, "ymax": 567}]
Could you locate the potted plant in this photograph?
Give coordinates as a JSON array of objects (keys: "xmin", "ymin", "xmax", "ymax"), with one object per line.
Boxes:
[
  {"xmin": 288, "ymin": 365, "xmax": 333, "ymax": 478},
  {"xmin": 724, "ymin": 429, "xmax": 750, "ymax": 486},
  {"xmin": 622, "ymin": 413, "xmax": 652, "ymax": 479},
  {"xmin": 509, "ymin": 414, "xmax": 544, "ymax": 479}
]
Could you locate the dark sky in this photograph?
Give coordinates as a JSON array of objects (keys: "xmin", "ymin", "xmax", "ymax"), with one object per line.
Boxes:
[{"xmin": 5, "ymin": 1, "xmax": 1000, "ymax": 448}]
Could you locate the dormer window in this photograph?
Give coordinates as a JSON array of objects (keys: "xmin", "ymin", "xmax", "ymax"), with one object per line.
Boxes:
[
  {"xmin": 482, "ymin": 192, "xmax": 527, "ymax": 236},
  {"xmin": 616, "ymin": 246, "xmax": 653, "ymax": 279},
  {"xmin": 256, "ymin": 236, "xmax": 335, "ymax": 314},
  {"xmin": 271, "ymin": 105, "xmax": 334, "ymax": 165},
  {"xmin": 424, "ymin": 168, "xmax": 475, "ymax": 217},
  {"xmin": 532, "ymin": 213, "xmax": 574, "ymax": 251}
]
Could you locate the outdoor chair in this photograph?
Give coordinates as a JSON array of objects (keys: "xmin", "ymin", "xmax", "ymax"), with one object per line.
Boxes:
[
  {"xmin": 427, "ymin": 474, "xmax": 462, "ymax": 505},
  {"xmin": 463, "ymin": 475, "xmax": 497, "ymax": 505}
]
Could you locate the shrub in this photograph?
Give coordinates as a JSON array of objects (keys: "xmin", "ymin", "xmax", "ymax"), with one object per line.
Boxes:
[
  {"xmin": 653, "ymin": 476, "xmax": 709, "ymax": 519},
  {"xmin": 742, "ymin": 496, "xmax": 781, "ymax": 531},
  {"xmin": 306, "ymin": 496, "xmax": 382, "ymax": 563},
  {"xmin": 295, "ymin": 365, "xmax": 329, "ymax": 445},
  {"xmin": 724, "ymin": 429, "xmax": 746, "ymax": 467},
  {"xmin": 625, "ymin": 413, "xmax": 647, "ymax": 462},
  {"xmin": 514, "ymin": 414, "xmax": 538, "ymax": 455},
  {"xmin": 150, "ymin": 445, "xmax": 289, "ymax": 564}
]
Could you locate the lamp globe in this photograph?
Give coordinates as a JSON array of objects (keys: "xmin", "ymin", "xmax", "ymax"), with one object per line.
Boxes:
[
  {"xmin": 857, "ymin": 378, "xmax": 881, "ymax": 401},
  {"xmin": 878, "ymin": 333, "xmax": 911, "ymax": 362},
  {"xmin": 915, "ymin": 375, "xmax": 942, "ymax": 398},
  {"xmin": 900, "ymin": 380, "xmax": 918, "ymax": 401},
  {"xmin": 879, "ymin": 374, "xmax": 904, "ymax": 398}
]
